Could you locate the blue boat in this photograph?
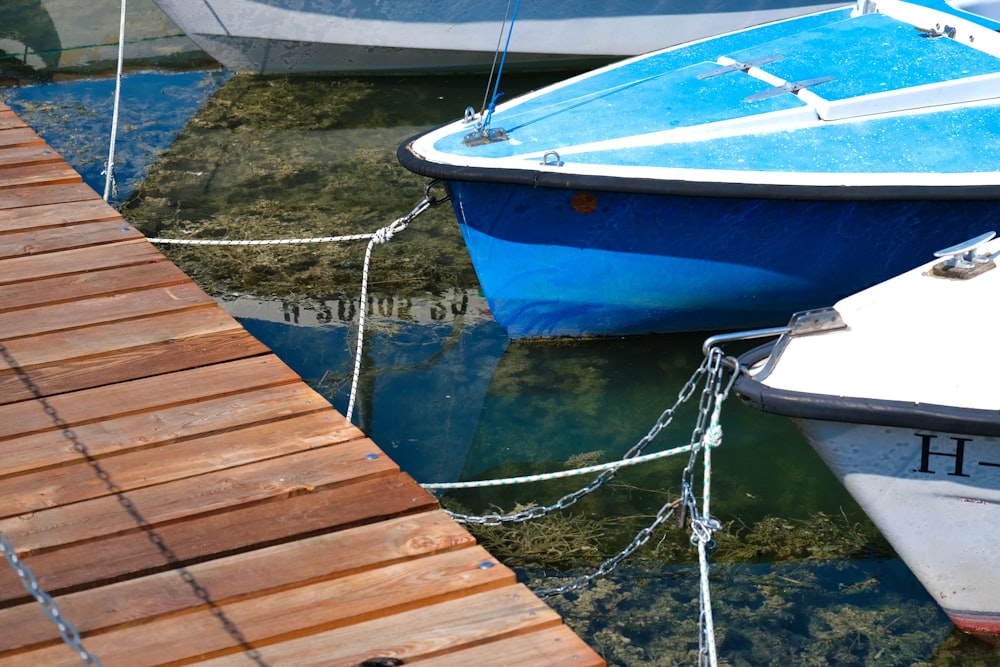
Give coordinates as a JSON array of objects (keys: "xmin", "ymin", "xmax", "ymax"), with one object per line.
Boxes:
[{"xmin": 398, "ymin": 0, "xmax": 1000, "ymax": 339}]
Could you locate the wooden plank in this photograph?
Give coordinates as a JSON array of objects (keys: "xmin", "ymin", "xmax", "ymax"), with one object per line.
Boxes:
[
  {"xmin": 0, "ymin": 306, "xmax": 243, "ymax": 370},
  {"xmin": 0, "ymin": 105, "xmax": 604, "ymax": 667},
  {"xmin": 412, "ymin": 624, "xmax": 606, "ymax": 667},
  {"xmin": 0, "ymin": 282, "xmax": 215, "ymax": 340},
  {"xmin": 0, "ymin": 327, "xmax": 272, "ymax": 403},
  {"xmin": 1, "ymin": 410, "xmax": 363, "ymax": 516},
  {"xmin": 0, "ymin": 355, "xmax": 300, "ymax": 440},
  {"xmin": 0, "ymin": 240, "xmax": 166, "ymax": 285},
  {"xmin": 0, "ymin": 199, "xmax": 122, "ymax": 233},
  {"xmin": 0, "ymin": 219, "xmax": 145, "ymax": 258},
  {"xmin": 0, "ymin": 109, "xmax": 26, "ymax": 129},
  {"xmin": 0, "ymin": 127, "xmax": 43, "ymax": 149},
  {"xmin": 0, "ymin": 472, "xmax": 436, "ymax": 606},
  {"xmin": 0, "ymin": 511, "xmax": 476, "ymax": 653},
  {"xmin": 0, "ymin": 182, "xmax": 98, "ymax": 210},
  {"xmin": 0, "ymin": 161, "xmax": 79, "ymax": 189},
  {"xmin": 0, "ymin": 260, "xmax": 190, "ymax": 313},
  {"xmin": 0, "ymin": 438, "xmax": 399, "ymax": 553},
  {"xmin": 188, "ymin": 585, "xmax": 567, "ymax": 667},
  {"xmin": 2, "ymin": 546, "xmax": 514, "ymax": 667},
  {"xmin": 0, "ymin": 144, "xmax": 63, "ymax": 169},
  {"xmin": 1, "ymin": 383, "xmax": 334, "ymax": 477}
]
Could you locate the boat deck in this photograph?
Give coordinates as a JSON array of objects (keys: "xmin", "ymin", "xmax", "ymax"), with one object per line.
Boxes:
[{"xmin": 0, "ymin": 101, "xmax": 604, "ymax": 667}]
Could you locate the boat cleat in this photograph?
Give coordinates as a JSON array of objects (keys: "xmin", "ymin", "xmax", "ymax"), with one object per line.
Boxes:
[{"xmin": 930, "ymin": 230, "xmax": 997, "ymax": 279}]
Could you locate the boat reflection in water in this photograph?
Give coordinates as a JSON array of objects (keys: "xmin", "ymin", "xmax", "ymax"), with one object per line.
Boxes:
[
  {"xmin": 220, "ymin": 289, "xmax": 507, "ymax": 484},
  {"xmin": 229, "ymin": 289, "xmax": 859, "ymax": 524},
  {"xmin": 0, "ymin": 0, "xmax": 209, "ymax": 82}
]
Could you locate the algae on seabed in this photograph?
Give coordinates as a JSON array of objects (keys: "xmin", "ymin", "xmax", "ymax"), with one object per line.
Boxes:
[{"xmin": 122, "ymin": 73, "xmax": 480, "ymax": 303}]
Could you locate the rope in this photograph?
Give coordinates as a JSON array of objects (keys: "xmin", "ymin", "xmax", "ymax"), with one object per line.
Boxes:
[
  {"xmin": 697, "ymin": 536, "xmax": 719, "ymax": 667},
  {"xmin": 421, "ymin": 443, "xmax": 695, "ymax": 490},
  {"xmin": 102, "ymin": 0, "xmax": 127, "ymax": 202},
  {"xmin": 145, "ymin": 232, "xmax": 380, "ymax": 246},
  {"xmin": 145, "ymin": 186, "xmax": 442, "ymax": 424},
  {"xmin": 478, "ymin": 0, "xmax": 521, "ymax": 133},
  {"xmin": 480, "ymin": 0, "xmax": 516, "ymax": 115},
  {"xmin": 691, "ymin": 388, "xmax": 726, "ymax": 667},
  {"xmin": 345, "ymin": 219, "xmax": 409, "ymax": 422}
]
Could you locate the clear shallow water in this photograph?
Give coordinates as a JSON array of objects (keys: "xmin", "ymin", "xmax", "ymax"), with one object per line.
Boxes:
[{"xmin": 3, "ymin": 11, "xmax": 999, "ymax": 663}]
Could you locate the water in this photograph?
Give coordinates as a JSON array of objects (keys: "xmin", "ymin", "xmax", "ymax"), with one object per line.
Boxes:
[{"xmin": 3, "ymin": 6, "xmax": 999, "ymax": 665}]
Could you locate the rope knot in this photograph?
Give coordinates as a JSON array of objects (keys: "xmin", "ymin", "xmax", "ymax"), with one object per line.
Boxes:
[
  {"xmin": 372, "ymin": 219, "xmax": 407, "ymax": 245},
  {"xmin": 702, "ymin": 423, "xmax": 723, "ymax": 449}
]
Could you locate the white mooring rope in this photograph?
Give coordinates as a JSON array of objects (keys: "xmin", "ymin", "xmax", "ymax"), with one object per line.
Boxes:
[
  {"xmin": 421, "ymin": 442, "xmax": 696, "ymax": 490},
  {"xmin": 147, "ymin": 192, "xmax": 435, "ymax": 423},
  {"xmin": 103, "ymin": 0, "xmax": 127, "ymax": 201}
]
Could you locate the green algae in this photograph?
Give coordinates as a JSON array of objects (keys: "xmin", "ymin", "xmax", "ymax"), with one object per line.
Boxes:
[
  {"xmin": 121, "ymin": 72, "xmax": 516, "ymax": 302},
  {"xmin": 530, "ymin": 560, "xmax": 968, "ymax": 666}
]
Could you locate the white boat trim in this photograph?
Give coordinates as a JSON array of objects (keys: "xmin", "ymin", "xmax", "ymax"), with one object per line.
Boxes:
[
  {"xmin": 872, "ymin": 0, "xmax": 1000, "ymax": 58},
  {"xmin": 445, "ymin": 79, "xmax": 1000, "ymax": 159},
  {"xmin": 810, "ymin": 72, "xmax": 1000, "ymax": 120},
  {"xmin": 737, "ymin": 236, "xmax": 1000, "ymax": 412}
]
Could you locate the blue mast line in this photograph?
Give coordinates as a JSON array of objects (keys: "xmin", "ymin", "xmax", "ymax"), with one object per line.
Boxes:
[{"xmin": 482, "ymin": 0, "xmax": 520, "ymax": 131}]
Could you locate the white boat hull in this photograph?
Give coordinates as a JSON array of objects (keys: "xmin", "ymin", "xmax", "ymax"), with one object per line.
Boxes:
[
  {"xmin": 151, "ymin": 0, "xmax": 844, "ymax": 74},
  {"xmin": 795, "ymin": 419, "xmax": 1000, "ymax": 636},
  {"xmin": 729, "ymin": 232, "xmax": 1000, "ymax": 639}
]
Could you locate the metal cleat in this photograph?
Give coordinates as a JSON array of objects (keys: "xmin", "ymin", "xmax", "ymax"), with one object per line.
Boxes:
[{"xmin": 931, "ymin": 230, "xmax": 997, "ymax": 279}]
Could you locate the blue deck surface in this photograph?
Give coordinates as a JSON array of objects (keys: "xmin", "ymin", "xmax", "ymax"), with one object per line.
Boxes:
[
  {"xmin": 435, "ymin": 8, "xmax": 855, "ymax": 158},
  {"xmin": 434, "ymin": 5, "xmax": 1000, "ymax": 175},
  {"xmin": 571, "ymin": 104, "xmax": 1000, "ymax": 173},
  {"xmin": 730, "ymin": 13, "xmax": 1000, "ymax": 101}
]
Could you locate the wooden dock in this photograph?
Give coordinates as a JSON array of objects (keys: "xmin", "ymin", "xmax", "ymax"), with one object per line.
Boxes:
[{"xmin": 0, "ymin": 101, "xmax": 605, "ymax": 667}]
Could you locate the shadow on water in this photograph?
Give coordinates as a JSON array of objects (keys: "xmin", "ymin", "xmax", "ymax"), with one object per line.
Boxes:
[{"xmin": 2, "ymin": 13, "xmax": 999, "ymax": 658}]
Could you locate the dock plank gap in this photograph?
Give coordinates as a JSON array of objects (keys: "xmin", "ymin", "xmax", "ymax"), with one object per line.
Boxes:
[{"xmin": 0, "ymin": 101, "xmax": 606, "ymax": 667}]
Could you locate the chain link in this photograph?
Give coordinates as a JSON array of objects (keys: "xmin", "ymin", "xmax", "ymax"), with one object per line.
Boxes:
[
  {"xmin": 534, "ymin": 497, "xmax": 684, "ymax": 598},
  {"xmin": 531, "ymin": 351, "xmax": 738, "ymax": 601},
  {"xmin": 0, "ymin": 339, "xmax": 266, "ymax": 665},
  {"xmin": 445, "ymin": 353, "xmax": 716, "ymax": 526},
  {"xmin": 1, "ymin": 535, "xmax": 102, "ymax": 666}
]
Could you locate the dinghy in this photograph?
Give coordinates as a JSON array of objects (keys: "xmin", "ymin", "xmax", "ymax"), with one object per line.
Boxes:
[
  {"xmin": 149, "ymin": 0, "xmax": 842, "ymax": 74},
  {"xmin": 398, "ymin": 0, "xmax": 1000, "ymax": 339},
  {"xmin": 724, "ymin": 231, "xmax": 1000, "ymax": 639}
]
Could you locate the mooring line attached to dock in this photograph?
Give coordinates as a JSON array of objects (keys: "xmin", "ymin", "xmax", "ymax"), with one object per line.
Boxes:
[{"xmin": 145, "ymin": 183, "xmax": 448, "ymax": 424}]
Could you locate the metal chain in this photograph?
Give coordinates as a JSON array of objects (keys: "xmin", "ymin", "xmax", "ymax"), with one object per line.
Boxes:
[
  {"xmin": 533, "ymin": 352, "xmax": 739, "ymax": 601},
  {"xmin": 445, "ymin": 354, "xmax": 715, "ymax": 526},
  {"xmin": 0, "ymin": 534, "xmax": 102, "ymax": 666},
  {"xmin": 533, "ymin": 497, "xmax": 683, "ymax": 598}
]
